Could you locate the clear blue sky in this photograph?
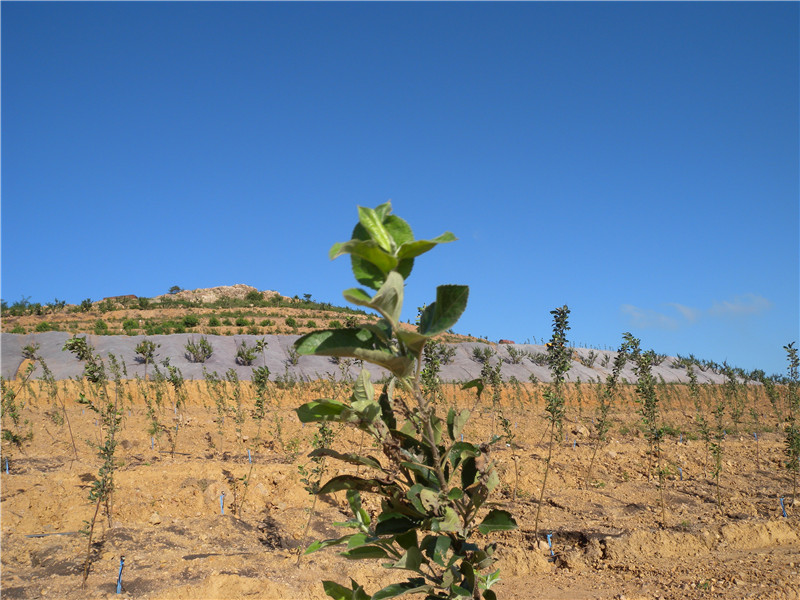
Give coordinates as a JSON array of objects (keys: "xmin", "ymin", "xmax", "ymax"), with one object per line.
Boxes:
[{"xmin": 2, "ymin": 2, "xmax": 797, "ymax": 375}]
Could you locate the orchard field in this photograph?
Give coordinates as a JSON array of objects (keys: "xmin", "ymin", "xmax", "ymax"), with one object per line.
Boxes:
[{"xmin": 2, "ymin": 375, "xmax": 798, "ymax": 600}]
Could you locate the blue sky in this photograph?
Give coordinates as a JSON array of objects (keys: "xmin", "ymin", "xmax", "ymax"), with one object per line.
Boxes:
[{"xmin": 2, "ymin": 2, "xmax": 797, "ymax": 375}]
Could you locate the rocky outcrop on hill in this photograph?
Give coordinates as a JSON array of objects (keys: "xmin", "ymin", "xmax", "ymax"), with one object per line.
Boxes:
[{"xmin": 153, "ymin": 285, "xmax": 287, "ymax": 304}]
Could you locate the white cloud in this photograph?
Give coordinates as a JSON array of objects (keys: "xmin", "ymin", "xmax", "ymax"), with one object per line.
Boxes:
[
  {"xmin": 667, "ymin": 302, "xmax": 701, "ymax": 323},
  {"xmin": 709, "ymin": 294, "xmax": 772, "ymax": 317},
  {"xmin": 621, "ymin": 304, "xmax": 679, "ymax": 330}
]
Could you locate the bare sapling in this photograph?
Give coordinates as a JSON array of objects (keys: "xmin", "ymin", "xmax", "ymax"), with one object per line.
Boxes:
[
  {"xmin": 294, "ymin": 202, "xmax": 516, "ymax": 600},
  {"xmin": 63, "ymin": 336, "xmax": 122, "ymax": 585},
  {"xmin": 296, "ymin": 421, "xmax": 336, "ymax": 564},
  {"xmin": 0, "ymin": 363, "xmax": 36, "ymax": 466},
  {"xmin": 134, "ymin": 339, "xmax": 160, "ymax": 381},
  {"xmin": 688, "ymin": 365, "xmax": 711, "ymax": 477},
  {"xmin": 711, "ymin": 395, "xmax": 726, "ymax": 510},
  {"xmin": 584, "ymin": 337, "xmax": 631, "ymax": 489},
  {"xmin": 532, "ymin": 305, "xmax": 571, "ymax": 542},
  {"xmin": 626, "ymin": 335, "xmax": 668, "ymax": 527},
  {"xmin": 783, "ymin": 342, "xmax": 800, "ymax": 507},
  {"xmin": 34, "ymin": 350, "xmax": 79, "ymax": 460}
]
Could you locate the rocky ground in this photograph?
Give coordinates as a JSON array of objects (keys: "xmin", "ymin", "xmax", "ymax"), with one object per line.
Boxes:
[{"xmin": 1, "ymin": 380, "xmax": 798, "ymax": 600}]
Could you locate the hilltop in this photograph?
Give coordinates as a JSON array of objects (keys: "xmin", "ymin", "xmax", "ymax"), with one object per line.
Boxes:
[{"xmin": 0, "ymin": 284, "xmax": 478, "ymax": 343}]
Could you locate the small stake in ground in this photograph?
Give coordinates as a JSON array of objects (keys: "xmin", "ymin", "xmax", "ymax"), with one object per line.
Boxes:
[
  {"xmin": 780, "ymin": 497, "xmax": 787, "ymax": 518},
  {"xmin": 220, "ymin": 491, "xmax": 225, "ymax": 515}
]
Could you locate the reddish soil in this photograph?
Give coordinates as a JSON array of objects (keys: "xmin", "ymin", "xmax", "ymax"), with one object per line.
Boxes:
[{"xmin": 1, "ymin": 381, "xmax": 798, "ymax": 600}]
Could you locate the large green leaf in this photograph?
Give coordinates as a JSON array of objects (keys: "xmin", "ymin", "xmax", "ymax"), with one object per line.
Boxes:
[
  {"xmin": 390, "ymin": 545, "xmax": 424, "ymax": 572},
  {"xmin": 377, "ymin": 380, "xmax": 397, "ymax": 430},
  {"xmin": 372, "ymin": 579, "xmax": 432, "ymax": 600},
  {"xmin": 321, "ymin": 580, "xmax": 352, "ymax": 600},
  {"xmin": 309, "ymin": 448, "xmax": 384, "ymax": 472},
  {"xmin": 317, "ymin": 475, "xmax": 390, "ymax": 495},
  {"xmin": 461, "ymin": 378, "xmax": 484, "ymax": 399},
  {"xmin": 359, "ymin": 206, "xmax": 394, "ymax": 252},
  {"xmin": 396, "ymin": 232, "xmax": 457, "ymax": 260},
  {"xmin": 350, "ymin": 254, "xmax": 386, "ymax": 290},
  {"xmin": 342, "ymin": 546, "xmax": 390, "ymax": 560},
  {"xmin": 375, "ymin": 512, "xmax": 418, "ymax": 536},
  {"xmin": 374, "ymin": 201, "xmax": 392, "ymax": 221},
  {"xmin": 332, "ymin": 239, "xmax": 398, "ymax": 274},
  {"xmin": 431, "ymin": 507, "xmax": 460, "ymax": 533},
  {"xmin": 306, "ymin": 534, "xmax": 355, "ymax": 554},
  {"xmin": 296, "ymin": 399, "xmax": 349, "ymax": 423},
  {"xmin": 418, "ymin": 285, "xmax": 469, "ymax": 336},
  {"xmin": 351, "ymin": 368, "xmax": 375, "ymax": 408},
  {"xmin": 343, "ymin": 287, "xmax": 373, "ymax": 306},
  {"xmin": 396, "ymin": 330, "xmax": 427, "ymax": 359},
  {"xmin": 294, "ymin": 328, "xmax": 414, "ymax": 377},
  {"xmin": 383, "ymin": 214, "xmax": 414, "ymax": 246},
  {"xmin": 368, "ymin": 271, "xmax": 404, "ymax": 324},
  {"xmin": 476, "ymin": 509, "xmax": 517, "ymax": 535},
  {"xmin": 294, "ymin": 328, "xmax": 376, "ymax": 356},
  {"xmin": 447, "ymin": 408, "xmax": 471, "ymax": 441}
]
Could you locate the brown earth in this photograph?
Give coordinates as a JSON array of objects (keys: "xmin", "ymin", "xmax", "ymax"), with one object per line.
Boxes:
[{"xmin": 1, "ymin": 379, "xmax": 798, "ymax": 600}]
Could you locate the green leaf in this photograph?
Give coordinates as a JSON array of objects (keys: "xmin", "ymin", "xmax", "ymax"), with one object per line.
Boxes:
[
  {"xmin": 345, "ymin": 533, "xmax": 370, "ymax": 549},
  {"xmin": 429, "ymin": 535, "xmax": 451, "ymax": 567},
  {"xmin": 294, "ymin": 328, "xmax": 376, "ymax": 357},
  {"xmin": 396, "ymin": 232, "xmax": 457, "ymax": 260},
  {"xmin": 383, "ymin": 214, "xmax": 414, "ymax": 247},
  {"xmin": 294, "ymin": 328, "xmax": 414, "ymax": 377},
  {"xmin": 452, "ymin": 409, "xmax": 470, "ymax": 441},
  {"xmin": 373, "ymin": 272, "xmax": 405, "ymax": 325},
  {"xmin": 374, "ymin": 201, "xmax": 392, "ymax": 221},
  {"xmin": 375, "ymin": 513, "xmax": 418, "ymax": 536},
  {"xmin": 461, "ymin": 456, "xmax": 478, "ymax": 489},
  {"xmin": 395, "ymin": 257, "xmax": 415, "ymax": 281},
  {"xmin": 351, "ymin": 368, "xmax": 375, "ymax": 409},
  {"xmin": 306, "ymin": 535, "xmax": 355, "ymax": 554},
  {"xmin": 400, "ymin": 461, "xmax": 437, "ymax": 486},
  {"xmin": 342, "ymin": 546, "xmax": 390, "ymax": 560},
  {"xmin": 418, "ymin": 488, "xmax": 441, "ymax": 512},
  {"xmin": 460, "ymin": 561, "xmax": 476, "ymax": 592},
  {"xmin": 359, "ymin": 206, "xmax": 394, "ymax": 252},
  {"xmin": 377, "ymin": 381, "xmax": 397, "ymax": 430},
  {"xmin": 432, "ymin": 507, "xmax": 460, "ymax": 533},
  {"xmin": 296, "ymin": 399, "xmax": 348, "ymax": 423},
  {"xmin": 395, "ymin": 530, "xmax": 418, "ymax": 551},
  {"xmin": 318, "ymin": 475, "xmax": 390, "ymax": 495},
  {"xmin": 391, "ymin": 545, "xmax": 424, "ymax": 572},
  {"xmin": 447, "ymin": 488, "xmax": 464, "ymax": 501},
  {"xmin": 483, "ymin": 591, "xmax": 498, "ymax": 600},
  {"xmin": 309, "ymin": 448, "xmax": 384, "ymax": 472},
  {"xmin": 450, "ymin": 585, "xmax": 472, "ymax": 598},
  {"xmin": 461, "ymin": 378, "xmax": 484, "ymax": 399},
  {"xmin": 333, "ymin": 240, "xmax": 398, "ymax": 274},
  {"xmin": 476, "ymin": 509, "xmax": 518, "ymax": 534},
  {"xmin": 343, "ymin": 287, "xmax": 373, "ymax": 306},
  {"xmin": 345, "ymin": 274, "xmax": 404, "ymax": 326},
  {"xmin": 322, "ymin": 580, "xmax": 353, "ymax": 600},
  {"xmin": 418, "ymin": 285, "xmax": 469, "ymax": 336},
  {"xmin": 351, "ymin": 255, "xmax": 386, "ymax": 290},
  {"xmin": 372, "ymin": 579, "xmax": 432, "ymax": 600},
  {"xmin": 396, "ymin": 330, "xmax": 427, "ymax": 359}
]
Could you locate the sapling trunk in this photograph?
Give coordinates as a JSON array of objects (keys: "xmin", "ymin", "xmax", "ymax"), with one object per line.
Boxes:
[
  {"xmin": 783, "ymin": 343, "xmax": 799, "ymax": 507},
  {"xmin": 533, "ymin": 306, "xmax": 570, "ymax": 541},
  {"xmin": 627, "ymin": 336, "xmax": 668, "ymax": 526},
  {"xmin": 585, "ymin": 340, "xmax": 630, "ymax": 489}
]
